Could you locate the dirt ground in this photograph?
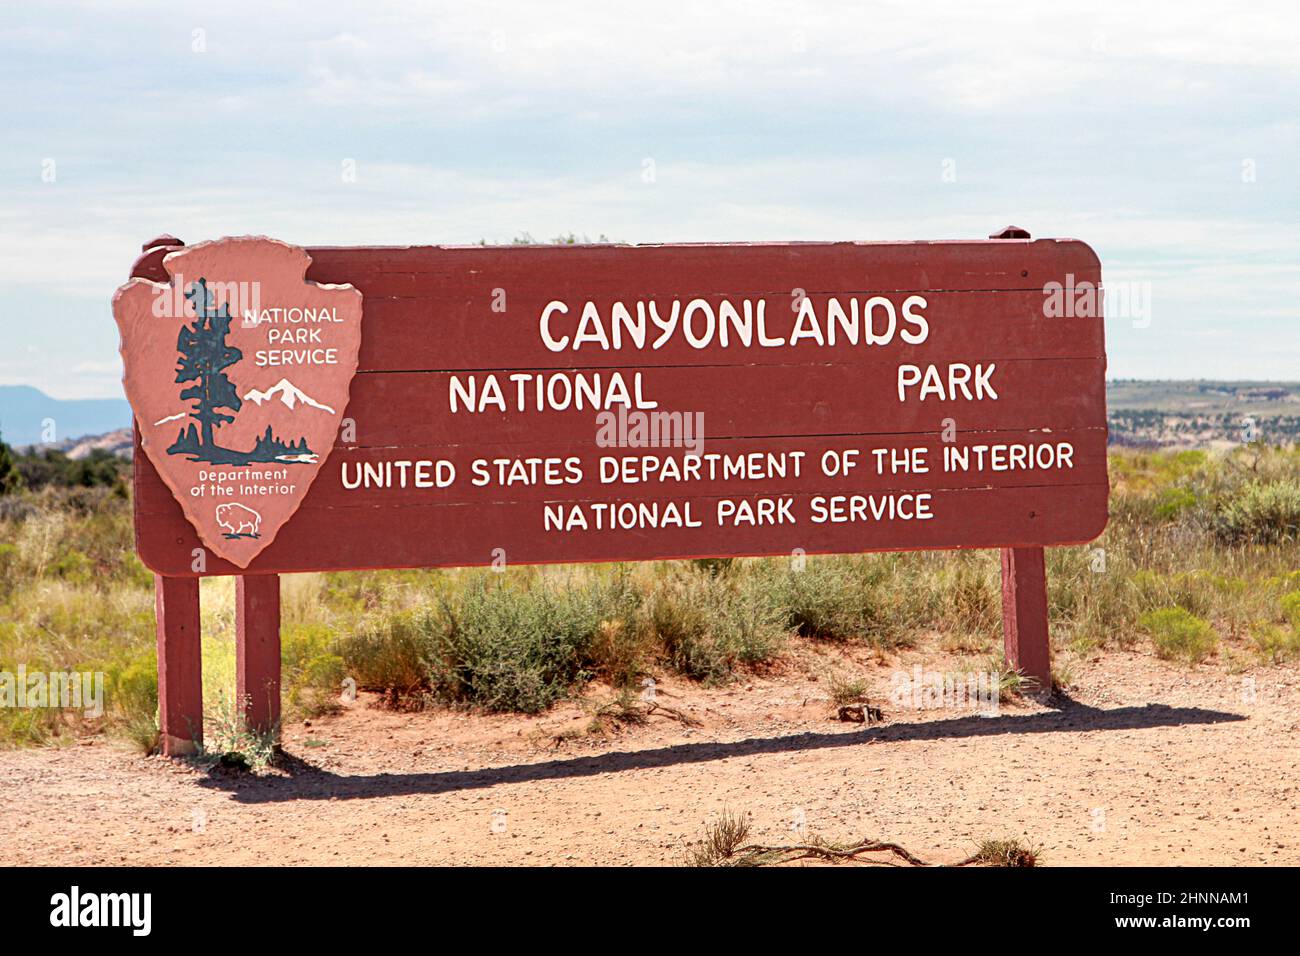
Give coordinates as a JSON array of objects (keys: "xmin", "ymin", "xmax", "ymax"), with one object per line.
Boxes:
[{"xmin": 2, "ymin": 638, "xmax": 1297, "ymax": 866}]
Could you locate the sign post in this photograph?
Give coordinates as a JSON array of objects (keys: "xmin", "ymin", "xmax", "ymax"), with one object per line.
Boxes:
[
  {"xmin": 154, "ymin": 573, "xmax": 202, "ymax": 756},
  {"xmin": 988, "ymin": 226, "xmax": 1053, "ymax": 691},
  {"xmin": 119, "ymin": 230, "xmax": 1107, "ymax": 756},
  {"xmin": 1000, "ymin": 546, "xmax": 1051, "ymax": 687},
  {"xmin": 235, "ymin": 574, "xmax": 281, "ymax": 736}
]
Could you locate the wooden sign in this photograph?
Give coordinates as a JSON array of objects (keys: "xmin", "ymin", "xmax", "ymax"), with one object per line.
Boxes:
[
  {"xmin": 131, "ymin": 235, "xmax": 1107, "ymax": 575},
  {"xmin": 114, "ymin": 238, "xmax": 361, "ymax": 567},
  {"xmin": 121, "ymin": 230, "xmax": 1108, "ymax": 754}
]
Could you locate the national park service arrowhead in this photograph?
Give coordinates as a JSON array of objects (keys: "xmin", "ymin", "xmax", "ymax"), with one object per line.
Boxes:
[{"xmin": 113, "ymin": 237, "xmax": 362, "ymax": 568}]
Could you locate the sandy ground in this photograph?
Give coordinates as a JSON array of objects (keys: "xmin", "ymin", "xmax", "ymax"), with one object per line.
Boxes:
[{"xmin": 2, "ymin": 638, "xmax": 1297, "ymax": 866}]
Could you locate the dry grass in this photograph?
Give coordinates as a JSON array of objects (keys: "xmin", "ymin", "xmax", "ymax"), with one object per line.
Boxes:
[{"xmin": 2, "ymin": 445, "xmax": 1298, "ymax": 747}]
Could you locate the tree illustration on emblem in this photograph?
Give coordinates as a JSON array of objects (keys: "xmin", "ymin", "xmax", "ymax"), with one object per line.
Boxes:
[
  {"xmin": 167, "ymin": 278, "xmax": 314, "ymax": 465},
  {"xmin": 168, "ymin": 279, "xmax": 242, "ymax": 458}
]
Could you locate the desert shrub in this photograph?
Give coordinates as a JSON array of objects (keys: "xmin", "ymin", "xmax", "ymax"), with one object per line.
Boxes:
[
  {"xmin": 427, "ymin": 575, "xmax": 619, "ymax": 713},
  {"xmin": 0, "ymin": 702, "xmax": 62, "ymax": 746},
  {"xmin": 200, "ymin": 692, "xmax": 279, "ymax": 769},
  {"xmin": 1280, "ymin": 590, "xmax": 1300, "ymax": 628},
  {"xmin": 973, "ymin": 654, "xmax": 1041, "ymax": 701},
  {"xmin": 319, "ymin": 571, "xmax": 386, "ymax": 614},
  {"xmin": 107, "ymin": 653, "xmax": 160, "ymax": 753},
  {"xmin": 318, "ymin": 568, "xmax": 451, "ymax": 621},
  {"xmin": 0, "ymin": 647, "xmax": 157, "ymax": 750},
  {"xmin": 859, "ymin": 554, "xmax": 944, "ymax": 643},
  {"xmin": 1153, "ymin": 486, "xmax": 1198, "ymax": 521},
  {"xmin": 1112, "ymin": 486, "xmax": 1196, "ymax": 527},
  {"xmin": 1266, "ymin": 570, "xmax": 1300, "ymax": 593},
  {"xmin": 118, "ymin": 553, "xmax": 155, "ymax": 591},
  {"xmin": 575, "ymin": 569, "xmax": 644, "ymax": 686},
  {"xmin": 0, "ymin": 571, "xmax": 155, "ymax": 747},
  {"xmin": 764, "ymin": 559, "xmax": 876, "ymax": 641},
  {"xmin": 108, "ymin": 654, "xmax": 157, "ymax": 720},
  {"xmin": 826, "ymin": 671, "xmax": 869, "ymax": 707},
  {"xmin": 1213, "ymin": 480, "xmax": 1300, "ymax": 545},
  {"xmin": 1251, "ymin": 623, "xmax": 1300, "ymax": 663},
  {"xmin": 720, "ymin": 585, "xmax": 789, "ymax": 669},
  {"xmin": 686, "ymin": 809, "xmax": 752, "ymax": 866},
  {"xmin": 756, "ymin": 553, "xmax": 939, "ymax": 647},
  {"xmin": 336, "ymin": 605, "xmax": 440, "ymax": 702},
  {"xmin": 645, "ymin": 569, "xmax": 786, "ymax": 684},
  {"xmin": 1139, "ymin": 607, "xmax": 1217, "ymax": 663},
  {"xmin": 0, "ymin": 436, "xmax": 22, "ymax": 496},
  {"xmin": 281, "ymin": 623, "xmax": 346, "ymax": 719},
  {"xmin": 968, "ymin": 837, "xmax": 1040, "ymax": 867},
  {"xmin": 642, "ymin": 575, "xmax": 711, "ymax": 678},
  {"xmin": 47, "ymin": 549, "xmax": 94, "ymax": 585},
  {"xmin": 14, "ymin": 448, "xmax": 128, "ymax": 493},
  {"xmin": 587, "ymin": 617, "xmax": 652, "ymax": 689}
]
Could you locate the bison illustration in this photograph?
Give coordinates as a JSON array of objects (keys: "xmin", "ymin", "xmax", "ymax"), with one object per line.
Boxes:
[{"xmin": 215, "ymin": 502, "xmax": 262, "ymax": 539}]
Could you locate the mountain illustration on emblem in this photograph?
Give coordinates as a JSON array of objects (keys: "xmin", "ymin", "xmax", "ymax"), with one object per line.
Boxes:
[
  {"xmin": 243, "ymin": 378, "xmax": 337, "ymax": 414},
  {"xmin": 165, "ymin": 278, "xmax": 317, "ymax": 466}
]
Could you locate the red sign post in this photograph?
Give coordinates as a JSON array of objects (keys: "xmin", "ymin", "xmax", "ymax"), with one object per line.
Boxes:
[{"xmin": 120, "ymin": 229, "xmax": 1107, "ymax": 755}]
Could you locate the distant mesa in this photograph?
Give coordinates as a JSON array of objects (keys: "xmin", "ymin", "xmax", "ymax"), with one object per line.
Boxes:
[
  {"xmin": 20, "ymin": 427, "xmax": 134, "ymax": 461},
  {"xmin": 242, "ymin": 378, "xmax": 336, "ymax": 415},
  {"xmin": 0, "ymin": 385, "xmax": 130, "ymax": 448}
]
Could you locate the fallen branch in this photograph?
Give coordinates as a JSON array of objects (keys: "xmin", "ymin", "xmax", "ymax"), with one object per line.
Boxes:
[
  {"xmin": 688, "ymin": 811, "xmax": 1039, "ymax": 867},
  {"xmin": 590, "ymin": 693, "xmax": 700, "ymax": 729},
  {"xmin": 641, "ymin": 700, "xmax": 701, "ymax": 727},
  {"xmin": 728, "ymin": 838, "xmax": 934, "ymax": 867},
  {"xmin": 551, "ymin": 693, "xmax": 703, "ymax": 746}
]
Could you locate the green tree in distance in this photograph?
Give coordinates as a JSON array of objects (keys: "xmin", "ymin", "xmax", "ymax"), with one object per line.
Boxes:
[{"xmin": 0, "ymin": 430, "xmax": 23, "ymax": 496}]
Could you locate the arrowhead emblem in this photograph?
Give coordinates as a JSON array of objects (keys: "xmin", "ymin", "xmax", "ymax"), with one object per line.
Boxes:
[{"xmin": 113, "ymin": 237, "xmax": 362, "ymax": 568}]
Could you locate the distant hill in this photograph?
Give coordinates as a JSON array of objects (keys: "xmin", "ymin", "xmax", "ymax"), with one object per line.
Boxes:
[
  {"xmin": 0, "ymin": 385, "xmax": 132, "ymax": 448},
  {"xmin": 1107, "ymin": 379, "xmax": 1300, "ymax": 448},
  {"xmin": 53, "ymin": 427, "xmax": 134, "ymax": 460}
]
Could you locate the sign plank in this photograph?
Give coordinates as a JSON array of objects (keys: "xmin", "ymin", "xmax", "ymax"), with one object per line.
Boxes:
[{"xmin": 134, "ymin": 429, "xmax": 1108, "ymax": 513}]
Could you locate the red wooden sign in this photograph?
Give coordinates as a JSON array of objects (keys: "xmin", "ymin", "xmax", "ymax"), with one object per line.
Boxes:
[
  {"xmin": 130, "ymin": 235, "xmax": 1107, "ymax": 575},
  {"xmin": 121, "ymin": 230, "xmax": 1107, "ymax": 754}
]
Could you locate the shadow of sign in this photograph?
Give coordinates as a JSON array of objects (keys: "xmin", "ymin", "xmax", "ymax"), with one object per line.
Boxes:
[{"xmin": 195, "ymin": 700, "xmax": 1244, "ymax": 804}]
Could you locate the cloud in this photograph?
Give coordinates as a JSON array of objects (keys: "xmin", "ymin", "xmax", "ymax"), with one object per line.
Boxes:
[{"xmin": 2, "ymin": 0, "xmax": 1299, "ymax": 393}]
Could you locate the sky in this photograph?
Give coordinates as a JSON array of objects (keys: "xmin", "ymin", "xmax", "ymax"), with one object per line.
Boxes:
[{"xmin": 1, "ymin": 0, "xmax": 1297, "ymax": 399}]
